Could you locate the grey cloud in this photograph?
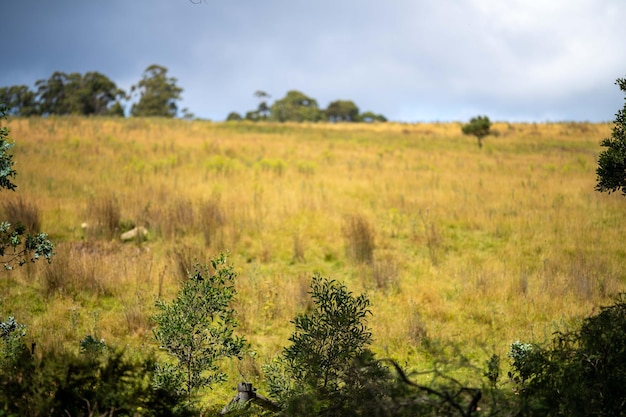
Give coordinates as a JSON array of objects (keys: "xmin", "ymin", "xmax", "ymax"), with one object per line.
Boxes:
[{"xmin": 1, "ymin": 0, "xmax": 625, "ymax": 122}]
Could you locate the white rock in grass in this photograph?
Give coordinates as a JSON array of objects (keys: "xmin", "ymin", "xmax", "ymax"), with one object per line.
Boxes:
[{"xmin": 120, "ymin": 226, "xmax": 148, "ymax": 242}]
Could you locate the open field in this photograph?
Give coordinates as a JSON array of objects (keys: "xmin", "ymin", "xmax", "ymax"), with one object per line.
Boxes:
[{"xmin": 1, "ymin": 117, "xmax": 625, "ymax": 399}]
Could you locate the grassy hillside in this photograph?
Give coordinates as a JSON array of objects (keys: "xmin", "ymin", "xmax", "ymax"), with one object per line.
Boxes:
[{"xmin": 1, "ymin": 117, "xmax": 625, "ymax": 399}]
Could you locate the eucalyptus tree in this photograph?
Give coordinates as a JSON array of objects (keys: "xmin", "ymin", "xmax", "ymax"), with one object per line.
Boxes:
[
  {"xmin": 131, "ymin": 64, "xmax": 183, "ymax": 117},
  {"xmin": 33, "ymin": 71, "xmax": 125, "ymax": 116},
  {"xmin": 0, "ymin": 85, "xmax": 38, "ymax": 116}
]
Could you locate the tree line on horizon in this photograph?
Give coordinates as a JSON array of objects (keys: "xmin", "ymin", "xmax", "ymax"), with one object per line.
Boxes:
[
  {"xmin": 1, "ymin": 66, "xmax": 387, "ymax": 123},
  {"xmin": 227, "ymin": 90, "xmax": 388, "ymax": 123},
  {"xmin": 0, "ymin": 65, "xmax": 193, "ymax": 119}
]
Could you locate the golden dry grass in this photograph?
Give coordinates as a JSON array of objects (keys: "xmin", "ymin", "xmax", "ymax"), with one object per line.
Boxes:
[{"xmin": 1, "ymin": 117, "xmax": 625, "ymax": 393}]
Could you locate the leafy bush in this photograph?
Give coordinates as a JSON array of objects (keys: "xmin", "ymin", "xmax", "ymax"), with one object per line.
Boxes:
[
  {"xmin": 152, "ymin": 254, "xmax": 245, "ymax": 404},
  {"xmin": 0, "ymin": 104, "xmax": 17, "ymax": 192},
  {"xmin": 284, "ymin": 275, "xmax": 372, "ymax": 389},
  {"xmin": 0, "ymin": 317, "xmax": 194, "ymax": 417},
  {"xmin": 509, "ymin": 293, "xmax": 626, "ymax": 416},
  {"xmin": 0, "ymin": 316, "xmax": 28, "ymax": 371},
  {"xmin": 265, "ymin": 275, "xmax": 388, "ymax": 416},
  {"xmin": 264, "ymin": 276, "xmax": 488, "ymax": 417}
]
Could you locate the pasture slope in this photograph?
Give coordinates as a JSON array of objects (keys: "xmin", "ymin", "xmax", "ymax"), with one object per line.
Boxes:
[{"xmin": 2, "ymin": 117, "xmax": 624, "ymax": 401}]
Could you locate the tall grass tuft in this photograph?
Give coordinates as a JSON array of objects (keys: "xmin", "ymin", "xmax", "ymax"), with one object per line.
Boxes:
[
  {"xmin": 171, "ymin": 199, "xmax": 195, "ymax": 235},
  {"xmin": 407, "ymin": 309, "xmax": 429, "ymax": 346},
  {"xmin": 124, "ymin": 293, "xmax": 150, "ymax": 337},
  {"xmin": 343, "ymin": 214, "xmax": 375, "ymax": 264},
  {"xmin": 40, "ymin": 243, "xmax": 110, "ymax": 297},
  {"xmin": 292, "ymin": 231, "xmax": 306, "ymax": 263},
  {"xmin": 370, "ymin": 255, "xmax": 400, "ymax": 292},
  {"xmin": 420, "ymin": 211, "xmax": 443, "ymax": 266},
  {"xmin": 200, "ymin": 198, "xmax": 225, "ymax": 249},
  {"xmin": 157, "ymin": 199, "xmax": 195, "ymax": 239},
  {"xmin": 2, "ymin": 196, "xmax": 41, "ymax": 233},
  {"xmin": 171, "ymin": 244, "xmax": 207, "ymax": 281},
  {"xmin": 86, "ymin": 195, "xmax": 121, "ymax": 240}
]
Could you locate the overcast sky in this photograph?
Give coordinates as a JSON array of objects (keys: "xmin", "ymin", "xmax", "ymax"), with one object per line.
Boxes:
[{"xmin": 3, "ymin": 0, "xmax": 626, "ymax": 122}]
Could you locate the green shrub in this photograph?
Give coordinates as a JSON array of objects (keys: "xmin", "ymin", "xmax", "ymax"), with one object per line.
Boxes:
[
  {"xmin": 265, "ymin": 275, "xmax": 387, "ymax": 416},
  {"xmin": 152, "ymin": 254, "xmax": 246, "ymax": 405},
  {"xmin": 509, "ymin": 293, "xmax": 626, "ymax": 416},
  {"xmin": 264, "ymin": 276, "xmax": 487, "ymax": 417},
  {"xmin": 0, "ymin": 317, "xmax": 195, "ymax": 417}
]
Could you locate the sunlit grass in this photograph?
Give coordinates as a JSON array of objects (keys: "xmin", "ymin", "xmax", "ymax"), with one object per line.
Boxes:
[{"xmin": 2, "ymin": 116, "xmax": 624, "ymax": 397}]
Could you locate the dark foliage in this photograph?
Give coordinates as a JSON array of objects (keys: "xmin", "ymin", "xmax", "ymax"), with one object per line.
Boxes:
[
  {"xmin": 461, "ymin": 115, "xmax": 492, "ymax": 148},
  {"xmin": 509, "ymin": 293, "xmax": 626, "ymax": 416},
  {"xmin": 34, "ymin": 71, "xmax": 126, "ymax": 116},
  {"xmin": 326, "ymin": 100, "xmax": 360, "ymax": 122},
  {"xmin": 0, "ymin": 85, "xmax": 38, "ymax": 116},
  {"xmin": 596, "ymin": 77, "xmax": 626, "ymax": 195},
  {"xmin": 0, "ymin": 340, "xmax": 195, "ymax": 416},
  {"xmin": 226, "ymin": 111, "xmax": 243, "ymax": 121},
  {"xmin": 131, "ymin": 65, "xmax": 183, "ymax": 118},
  {"xmin": 359, "ymin": 111, "xmax": 387, "ymax": 123},
  {"xmin": 270, "ymin": 90, "xmax": 323, "ymax": 122},
  {"xmin": 228, "ymin": 90, "xmax": 386, "ymax": 123}
]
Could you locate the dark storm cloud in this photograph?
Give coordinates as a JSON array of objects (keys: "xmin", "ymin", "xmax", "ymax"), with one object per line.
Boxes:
[{"xmin": 2, "ymin": 0, "xmax": 626, "ymax": 122}]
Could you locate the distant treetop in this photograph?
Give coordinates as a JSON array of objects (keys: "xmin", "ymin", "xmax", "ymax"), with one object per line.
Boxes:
[
  {"xmin": 227, "ymin": 90, "xmax": 387, "ymax": 123},
  {"xmin": 1, "ymin": 71, "xmax": 125, "ymax": 117},
  {"xmin": 130, "ymin": 65, "xmax": 183, "ymax": 118},
  {"xmin": 0, "ymin": 65, "xmax": 183, "ymax": 119},
  {"xmin": 1, "ymin": 69, "xmax": 391, "ymax": 122}
]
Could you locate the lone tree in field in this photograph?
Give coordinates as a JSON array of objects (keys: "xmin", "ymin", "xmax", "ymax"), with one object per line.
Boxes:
[
  {"xmin": 596, "ymin": 77, "xmax": 626, "ymax": 195},
  {"xmin": 462, "ymin": 115, "xmax": 492, "ymax": 149}
]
